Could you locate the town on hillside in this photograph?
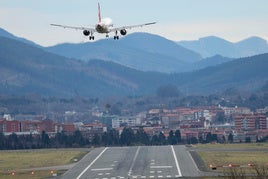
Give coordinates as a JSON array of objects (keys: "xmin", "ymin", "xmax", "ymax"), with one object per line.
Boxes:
[{"xmin": 1, "ymin": 105, "xmax": 268, "ymax": 148}]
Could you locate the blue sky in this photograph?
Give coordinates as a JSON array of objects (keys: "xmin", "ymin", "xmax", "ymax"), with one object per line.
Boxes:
[{"xmin": 0, "ymin": 0, "xmax": 267, "ymax": 46}]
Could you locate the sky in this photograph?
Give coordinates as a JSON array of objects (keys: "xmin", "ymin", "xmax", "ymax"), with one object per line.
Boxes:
[{"xmin": 0, "ymin": 0, "xmax": 268, "ymax": 46}]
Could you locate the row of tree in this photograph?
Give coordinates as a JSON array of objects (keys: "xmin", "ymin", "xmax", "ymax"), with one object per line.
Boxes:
[
  {"xmin": 0, "ymin": 128, "xmax": 216, "ymax": 150},
  {"xmin": 1, "ymin": 127, "xmax": 265, "ymax": 150},
  {"xmin": 0, "ymin": 130, "xmax": 89, "ymax": 150}
]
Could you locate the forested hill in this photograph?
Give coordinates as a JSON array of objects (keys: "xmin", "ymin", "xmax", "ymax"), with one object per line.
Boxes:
[
  {"xmin": 0, "ymin": 36, "xmax": 267, "ymax": 97},
  {"xmin": 172, "ymin": 53, "xmax": 268, "ymax": 93},
  {"xmin": 0, "ymin": 36, "xmax": 167, "ymax": 96}
]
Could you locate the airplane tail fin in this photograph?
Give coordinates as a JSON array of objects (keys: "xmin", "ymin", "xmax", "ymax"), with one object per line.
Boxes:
[{"xmin": 98, "ymin": 2, "xmax": 101, "ymax": 23}]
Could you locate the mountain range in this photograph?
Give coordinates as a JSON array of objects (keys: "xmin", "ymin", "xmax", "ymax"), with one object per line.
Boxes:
[
  {"xmin": 1, "ymin": 28, "xmax": 268, "ymax": 73},
  {"xmin": 0, "ymin": 28, "xmax": 268, "ymax": 97},
  {"xmin": 46, "ymin": 33, "xmax": 202, "ymax": 73},
  {"xmin": 46, "ymin": 33, "xmax": 268, "ymax": 73},
  {"xmin": 177, "ymin": 36, "xmax": 268, "ymax": 58}
]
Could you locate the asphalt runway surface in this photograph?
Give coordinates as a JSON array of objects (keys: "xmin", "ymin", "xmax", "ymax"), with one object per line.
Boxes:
[{"xmin": 61, "ymin": 145, "xmax": 206, "ymax": 179}]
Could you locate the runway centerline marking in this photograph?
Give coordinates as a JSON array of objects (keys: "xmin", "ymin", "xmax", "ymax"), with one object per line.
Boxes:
[
  {"xmin": 171, "ymin": 145, "xmax": 182, "ymax": 177},
  {"xmin": 76, "ymin": 147, "xmax": 109, "ymax": 179}
]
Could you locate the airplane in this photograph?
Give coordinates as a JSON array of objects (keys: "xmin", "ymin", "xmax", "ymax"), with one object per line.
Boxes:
[{"xmin": 51, "ymin": 3, "xmax": 156, "ymax": 40}]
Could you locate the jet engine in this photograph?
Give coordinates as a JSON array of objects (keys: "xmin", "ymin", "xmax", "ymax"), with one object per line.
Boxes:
[
  {"xmin": 83, "ymin": 30, "xmax": 90, "ymax": 36},
  {"xmin": 120, "ymin": 29, "xmax": 127, "ymax": 36}
]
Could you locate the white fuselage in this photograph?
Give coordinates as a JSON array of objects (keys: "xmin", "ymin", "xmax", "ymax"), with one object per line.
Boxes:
[{"xmin": 95, "ymin": 17, "xmax": 113, "ymax": 34}]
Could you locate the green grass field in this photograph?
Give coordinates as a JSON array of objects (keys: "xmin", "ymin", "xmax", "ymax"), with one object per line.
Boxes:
[{"xmin": 0, "ymin": 149, "xmax": 88, "ymax": 179}]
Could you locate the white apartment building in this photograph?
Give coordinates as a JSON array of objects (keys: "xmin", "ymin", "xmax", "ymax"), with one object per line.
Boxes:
[{"xmin": 112, "ymin": 116, "xmax": 141, "ymax": 128}]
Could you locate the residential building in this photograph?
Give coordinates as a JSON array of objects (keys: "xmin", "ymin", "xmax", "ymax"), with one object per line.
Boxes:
[
  {"xmin": 234, "ymin": 113, "xmax": 267, "ymax": 131},
  {"xmin": 112, "ymin": 116, "xmax": 141, "ymax": 128},
  {"xmin": 221, "ymin": 106, "xmax": 251, "ymax": 117},
  {"xmin": 0, "ymin": 119, "xmax": 20, "ymax": 133},
  {"xmin": 80, "ymin": 123, "xmax": 107, "ymax": 142}
]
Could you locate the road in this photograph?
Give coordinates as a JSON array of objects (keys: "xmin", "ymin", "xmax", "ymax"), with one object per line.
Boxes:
[{"xmin": 61, "ymin": 145, "xmax": 204, "ymax": 179}]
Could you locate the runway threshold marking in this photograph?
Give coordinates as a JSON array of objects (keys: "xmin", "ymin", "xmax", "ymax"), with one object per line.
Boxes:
[
  {"xmin": 91, "ymin": 168, "xmax": 113, "ymax": 171},
  {"xmin": 171, "ymin": 145, "xmax": 182, "ymax": 177},
  {"xmin": 76, "ymin": 147, "xmax": 109, "ymax": 179},
  {"xmin": 150, "ymin": 166, "xmax": 173, "ymax": 169}
]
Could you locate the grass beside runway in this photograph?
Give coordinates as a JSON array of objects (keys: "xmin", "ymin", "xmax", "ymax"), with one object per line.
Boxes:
[
  {"xmin": 1, "ymin": 170, "xmax": 66, "ymax": 179},
  {"xmin": 194, "ymin": 143, "xmax": 268, "ymax": 149},
  {"xmin": 0, "ymin": 149, "xmax": 88, "ymax": 179},
  {"xmin": 198, "ymin": 151, "xmax": 268, "ymax": 169},
  {"xmin": 193, "ymin": 143, "xmax": 268, "ymax": 177}
]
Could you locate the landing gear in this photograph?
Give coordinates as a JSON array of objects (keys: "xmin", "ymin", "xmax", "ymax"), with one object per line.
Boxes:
[
  {"xmin": 89, "ymin": 31, "xmax": 95, "ymax": 40},
  {"xmin": 106, "ymin": 34, "xmax": 109, "ymax": 38},
  {"xmin": 114, "ymin": 30, "xmax": 119, "ymax": 40}
]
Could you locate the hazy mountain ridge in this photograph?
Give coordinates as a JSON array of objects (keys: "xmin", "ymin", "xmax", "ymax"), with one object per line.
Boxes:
[
  {"xmin": 0, "ymin": 28, "xmax": 267, "ymax": 96},
  {"xmin": 191, "ymin": 55, "xmax": 233, "ymax": 71},
  {"xmin": 174, "ymin": 53, "xmax": 268, "ymax": 93},
  {"xmin": 1, "ymin": 36, "xmax": 268, "ymax": 96},
  {"xmin": 0, "ymin": 36, "xmax": 150, "ymax": 96},
  {"xmin": 46, "ymin": 33, "xmax": 202, "ymax": 73},
  {"xmin": 0, "ymin": 28, "xmax": 41, "ymax": 48},
  {"xmin": 178, "ymin": 36, "xmax": 268, "ymax": 58},
  {"xmin": 2, "ymin": 27, "xmax": 266, "ymax": 73}
]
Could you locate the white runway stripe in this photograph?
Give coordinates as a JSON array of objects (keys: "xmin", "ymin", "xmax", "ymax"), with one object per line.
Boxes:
[
  {"xmin": 171, "ymin": 145, "xmax": 182, "ymax": 177},
  {"xmin": 76, "ymin": 147, "xmax": 109, "ymax": 179}
]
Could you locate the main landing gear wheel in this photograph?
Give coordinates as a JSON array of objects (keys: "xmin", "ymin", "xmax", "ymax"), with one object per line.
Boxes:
[
  {"xmin": 89, "ymin": 36, "xmax": 95, "ymax": 40},
  {"xmin": 114, "ymin": 30, "xmax": 119, "ymax": 40}
]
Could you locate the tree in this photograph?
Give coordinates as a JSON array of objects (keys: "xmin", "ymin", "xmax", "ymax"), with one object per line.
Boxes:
[
  {"xmin": 167, "ymin": 130, "xmax": 177, "ymax": 145},
  {"xmin": 135, "ymin": 128, "xmax": 149, "ymax": 145},
  {"xmin": 92, "ymin": 134, "xmax": 100, "ymax": 146},
  {"xmin": 7, "ymin": 133, "xmax": 20, "ymax": 149},
  {"xmin": 175, "ymin": 130, "xmax": 182, "ymax": 144},
  {"xmin": 54, "ymin": 131, "xmax": 69, "ymax": 147},
  {"xmin": 108, "ymin": 129, "xmax": 120, "ymax": 146},
  {"xmin": 245, "ymin": 136, "xmax": 251, "ymax": 143},
  {"xmin": 101, "ymin": 132, "xmax": 109, "ymax": 146},
  {"xmin": 0, "ymin": 132, "xmax": 5, "ymax": 149},
  {"xmin": 198, "ymin": 135, "xmax": 205, "ymax": 144},
  {"xmin": 158, "ymin": 132, "xmax": 166, "ymax": 145},
  {"xmin": 188, "ymin": 137, "xmax": 198, "ymax": 144},
  {"xmin": 41, "ymin": 131, "xmax": 50, "ymax": 148},
  {"xmin": 73, "ymin": 130, "xmax": 87, "ymax": 146},
  {"xmin": 228, "ymin": 133, "xmax": 234, "ymax": 143},
  {"xmin": 120, "ymin": 127, "xmax": 135, "ymax": 146},
  {"xmin": 206, "ymin": 132, "xmax": 212, "ymax": 143},
  {"xmin": 222, "ymin": 135, "xmax": 226, "ymax": 144},
  {"xmin": 212, "ymin": 134, "xmax": 218, "ymax": 143},
  {"xmin": 151, "ymin": 135, "xmax": 159, "ymax": 145}
]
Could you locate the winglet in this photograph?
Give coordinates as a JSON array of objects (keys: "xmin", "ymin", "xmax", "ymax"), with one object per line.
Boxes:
[{"xmin": 98, "ymin": 2, "xmax": 101, "ymax": 23}]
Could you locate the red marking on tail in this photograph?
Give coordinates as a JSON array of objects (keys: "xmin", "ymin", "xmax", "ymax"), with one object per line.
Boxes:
[{"xmin": 98, "ymin": 2, "xmax": 101, "ymax": 23}]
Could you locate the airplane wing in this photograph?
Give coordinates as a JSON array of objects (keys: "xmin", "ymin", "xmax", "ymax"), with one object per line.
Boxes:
[
  {"xmin": 110, "ymin": 22, "xmax": 156, "ymax": 32},
  {"xmin": 50, "ymin": 24, "xmax": 96, "ymax": 32}
]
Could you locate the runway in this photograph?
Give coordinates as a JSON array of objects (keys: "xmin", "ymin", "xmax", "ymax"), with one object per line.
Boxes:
[{"xmin": 61, "ymin": 145, "xmax": 203, "ymax": 179}]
